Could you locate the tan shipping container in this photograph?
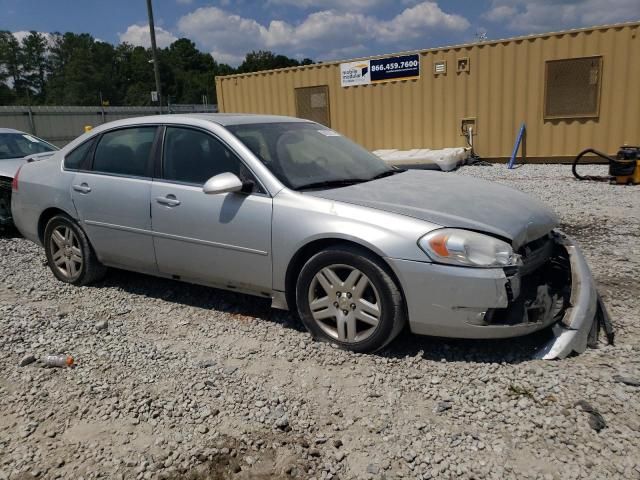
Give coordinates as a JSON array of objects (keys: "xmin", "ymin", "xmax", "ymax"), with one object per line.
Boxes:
[{"xmin": 216, "ymin": 22, "xmax": 640, "ymax": 161}]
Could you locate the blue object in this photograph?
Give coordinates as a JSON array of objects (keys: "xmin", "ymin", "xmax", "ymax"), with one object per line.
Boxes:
[{"xmin": 508, "ymin": 123, "xmax": 526, "ymax": 169}]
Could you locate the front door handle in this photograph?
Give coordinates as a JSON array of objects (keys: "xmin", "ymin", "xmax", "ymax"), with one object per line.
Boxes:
[
  {"xmin": 72, "ymin": 183, "xmax": 91, "ymax": 194},
  {"xmin": 155, "ymin": 195, "xmax": 181, "ymax": 207}
]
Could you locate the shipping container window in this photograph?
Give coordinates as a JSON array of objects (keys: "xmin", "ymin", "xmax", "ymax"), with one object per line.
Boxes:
[
  {"xmin": 544, "ymin": 56, "xmax": 602, "ymax": 119},
  {"xmin": 295, "ymin": 86, "xmax": 331, "ymax": 127}
]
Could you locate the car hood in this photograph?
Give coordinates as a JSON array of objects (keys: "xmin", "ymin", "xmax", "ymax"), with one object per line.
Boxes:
[
  {"xmin": 0, "ymin": 158, "xmax": 27, "ymax": 178},
  {"xmin": 0, "ymin": 152, "xmax": 55, "ymax": 178},
  {"xmin": 306, "ymin": 170, "xmax": 559, "ymax": 249}
]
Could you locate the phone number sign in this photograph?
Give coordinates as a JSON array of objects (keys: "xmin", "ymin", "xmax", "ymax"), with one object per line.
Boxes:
[
  {"xmin": 370, "ymin": 54, "xmax": 420, "ymax": 82},
  {"xmin": 340, "ymin": 54, "xmax": 420, "ymax": 87}
]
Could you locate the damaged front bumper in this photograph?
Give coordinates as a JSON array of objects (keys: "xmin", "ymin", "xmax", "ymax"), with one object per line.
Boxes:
[
  {"xmin": 388, "ymin": 230, "xmax": 606, "ymax": 359},
  {"xmin": 533, "ymin": 232, "xmax": 599, "ymax": 359},
  {"xmin": 0, "ymin": 177, "xmax": 13, "ymax": 226}
]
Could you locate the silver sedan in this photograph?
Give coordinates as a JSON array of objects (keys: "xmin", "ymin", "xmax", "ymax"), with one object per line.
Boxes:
[{"xmin": 11, "ymin": 114, "xmax": 603, "ymax": 358}]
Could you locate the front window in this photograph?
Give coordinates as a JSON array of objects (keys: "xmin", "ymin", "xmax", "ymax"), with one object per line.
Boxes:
[
  {"xmin": 0, "ymin": 133, "xmax": 56, "ymax": 160},
  {"xmin": 162, "ymin": 127, "xmax": 261, "ymax": 190},
  {"xmin": 227, "ymin": 122, "xmax": 394, "ymax": 190}
]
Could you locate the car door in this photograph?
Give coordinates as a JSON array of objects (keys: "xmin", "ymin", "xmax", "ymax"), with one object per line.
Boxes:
[
  {"xmin": 151, "ymin": 126, "xmax": 272, "ymax": 292},
  {"xmin": 70, "ymin": 126, "xmax": 159, "ymax": 273}
]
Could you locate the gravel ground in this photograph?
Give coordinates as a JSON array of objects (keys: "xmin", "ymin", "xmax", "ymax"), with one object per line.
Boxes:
[{"xmin": 1, "ymin": 164, "xmax": 639, "ymax": 480}]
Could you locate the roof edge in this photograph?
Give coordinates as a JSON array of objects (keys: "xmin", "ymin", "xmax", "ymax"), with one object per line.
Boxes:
[{"xmin": 217, "ymin": 20, "xmax": 640, "ymax": 80}]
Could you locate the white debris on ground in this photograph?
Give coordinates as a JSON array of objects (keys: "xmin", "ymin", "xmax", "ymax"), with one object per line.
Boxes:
[
  {"xmin": 1, "ymin": 164, "xmax": 639, "ymax": 480},
  {"xmin": 374, "ymin": 147, "xmax": 470, "ymax": 171}
]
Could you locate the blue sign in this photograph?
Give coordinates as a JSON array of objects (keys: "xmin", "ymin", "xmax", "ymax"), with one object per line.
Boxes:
[{"xmin": 369, "ymin": 54, "xmax": 420, "ymax": 83}]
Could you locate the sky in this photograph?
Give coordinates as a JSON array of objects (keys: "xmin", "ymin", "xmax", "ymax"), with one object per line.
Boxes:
[{"xmin": 2, "ymin": 0, "xmax": 639, "ymax": 66}]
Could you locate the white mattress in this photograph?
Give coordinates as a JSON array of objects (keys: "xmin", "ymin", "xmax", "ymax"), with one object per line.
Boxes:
[{"xmin": 373, "ymin": 147, "xmax": 470, "ymax": 172}]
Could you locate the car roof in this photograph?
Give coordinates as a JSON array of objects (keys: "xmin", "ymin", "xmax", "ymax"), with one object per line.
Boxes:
[
  {"xmin": 60, "ymin": 113, "xmax": 317, "ymax": 153},
  {"xmin": 186, "ymin": 113, "xmax": 310, "ymax": 126},
  {"xmin": 0, "ymin": 127, "xmax": 25, "ymax": 134},
  {"xmin": 89, "ymin": 113, "xmax": 312, "ymax": 131}
]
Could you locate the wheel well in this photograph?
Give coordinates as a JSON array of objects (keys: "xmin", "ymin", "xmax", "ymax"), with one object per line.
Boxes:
[
  {"xmin": 284, "ymin": 238, "xmax": 405, "ymax": 313},
  {"xmin": 38, "ymin": 207, "xmax": 71, "ymax": 244}
]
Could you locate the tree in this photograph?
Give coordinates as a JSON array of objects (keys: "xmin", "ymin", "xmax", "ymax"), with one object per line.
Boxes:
[
  {"xmin": 160, "ymin": 38, "xmax": 238, "ymax": 106},
  {"xmin": 162, "ymin": 38, "xmax": 209, "ymax": 104},
  {"xmin": 166, "ymin": 38, "xmax": 211, "ymax": 72},
  {"xmin": 0, "ymin": 31, "xmax": 23, "ymax": 98},
  {"xmin": 237, "ymin": 50, "xmax": 305, "ymax": 74},
  {"xmin": 0, "ymin": 30, "xmax": 313, "ymax": 106},
  {"xmin": 46, "ymin": 32, "xmax": 100, "ymax": 104},
  {"xmin": 0, "ymin": 82, "xmax": 16, "ymax": 105},
  {"xmin": 20, "ymin": 31, "xmax": 49, "ymax": 103},
  {"xmin": 122, "ymin": 45, "xmax": 156, "ymax": 105},
  {"xmin": 91, "ymin": 41, "xmax": 118, "ymax": 105}
]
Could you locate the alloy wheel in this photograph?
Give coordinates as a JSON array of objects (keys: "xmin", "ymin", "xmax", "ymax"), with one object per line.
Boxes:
[
  {"xmin": 49, "ymin": 225, "xmax": 83, "ymax": 281},
  {"xmin": 307, "ymin": 264, "xmax": 381, "ymax": 343}
]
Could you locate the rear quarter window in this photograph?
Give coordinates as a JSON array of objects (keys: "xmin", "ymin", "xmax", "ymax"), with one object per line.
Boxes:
[{"xmin": 64, "ymin": 138, "xmax": 96, "ymax": 170}]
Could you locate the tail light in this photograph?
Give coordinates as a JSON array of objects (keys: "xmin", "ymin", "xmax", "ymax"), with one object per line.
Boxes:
[{"xmin": 12, "ymin": 166, "xmax": 22, "ymax": 191}]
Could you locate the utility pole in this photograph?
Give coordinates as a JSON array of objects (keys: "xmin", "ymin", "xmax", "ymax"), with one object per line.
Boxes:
[{"xmin": 146, "ymin": 0, "xmax": 163, "ymax": 113}]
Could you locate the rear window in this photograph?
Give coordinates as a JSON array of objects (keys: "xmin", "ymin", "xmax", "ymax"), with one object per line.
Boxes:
[{"xmin": 93, "ymin": 127, "xmax": 156, "ymax": 177}]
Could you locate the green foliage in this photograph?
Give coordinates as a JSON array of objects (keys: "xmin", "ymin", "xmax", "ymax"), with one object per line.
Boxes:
[
  {"xmin": 0, "ymin": 32, "xmax": 313, "ymax": 106},
  {"xmin": 46, "ymin": 33, "xmax": 100, "ymax": 105},
  {"xmin": 0, "ymin": 31, "xmax": 22, "ymax": 96},
  {"xmin": 0, "ymin": 83, "xmax": 16, "ymax": 105},
  {"xmin": 237, "ymin": 50, "xmax": 309, "ymax": 73},
  {"xmin": 20, "ymin": 31, "xmax": 48, "ymax": 102}
]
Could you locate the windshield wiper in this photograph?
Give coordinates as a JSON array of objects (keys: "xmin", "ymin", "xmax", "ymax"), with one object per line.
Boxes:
[
  {"xmin": 296, "ymin": 179, "xmax": 370, "ymax": 190},
  {"xmin": 371, "ymin": 168, "xmax": 406, "ymax": 180},
  {"xmin": 297, "ymin": 169, "xmax": 407, "ymax": 190}
]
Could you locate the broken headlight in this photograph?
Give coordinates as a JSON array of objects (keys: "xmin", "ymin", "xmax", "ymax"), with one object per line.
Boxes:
[{"xmin": 418, "ymin": 228, "xmax": 520, "ymax": 268}]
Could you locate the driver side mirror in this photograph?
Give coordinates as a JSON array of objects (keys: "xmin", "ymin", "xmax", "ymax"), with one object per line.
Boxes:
[{"xmin": 202, "ymin": 172, "xmax": 243, "ymax": 195}]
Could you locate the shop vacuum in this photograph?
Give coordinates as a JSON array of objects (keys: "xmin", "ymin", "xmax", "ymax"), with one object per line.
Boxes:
[{"xmin": 572, "ymin": 146, "xmax": 640, "ymax": 184}]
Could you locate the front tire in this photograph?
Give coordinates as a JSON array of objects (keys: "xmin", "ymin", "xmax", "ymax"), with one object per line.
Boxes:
[
  {"xmin": 44, "ymin": 214, "xmax": 106, "ymax": 286},
  {"xmin": 296, "ymin": 246, "xmax": 405, "ymax": 353}
]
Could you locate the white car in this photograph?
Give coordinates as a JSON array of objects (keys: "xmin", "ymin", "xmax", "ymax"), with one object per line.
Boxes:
[{"xmin": 0, "ymin": 128, "xmax": 57, "ymax": 226}]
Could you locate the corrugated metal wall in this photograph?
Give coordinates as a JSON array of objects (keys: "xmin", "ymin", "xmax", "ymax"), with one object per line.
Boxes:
[
  {"xmin": 217, "ymin": 22, "xmax": 640, "ymax": 160},
  {"xmin": 0, "ymin": 105, "xmax": 217, "ymax": 146}
]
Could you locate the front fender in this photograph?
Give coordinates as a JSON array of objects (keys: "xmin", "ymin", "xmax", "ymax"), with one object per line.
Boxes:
[{"xmin": 271, "ymin": 189, "xmax": 440, "ymax": 292}]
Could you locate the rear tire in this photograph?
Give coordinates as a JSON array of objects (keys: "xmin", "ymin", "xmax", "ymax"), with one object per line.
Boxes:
[
  {"xmin": 44, "ymin": 214, "xmax": 106, "ymax": 286},
  {"xmin": 296, "ymin": 246, "xmax": 405, "ymax": 353}
]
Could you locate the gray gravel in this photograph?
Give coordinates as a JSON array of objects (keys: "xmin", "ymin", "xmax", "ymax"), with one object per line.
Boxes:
[{"xmin": 1, "ymin": 164, "xmax": 639, "ymax": 479}]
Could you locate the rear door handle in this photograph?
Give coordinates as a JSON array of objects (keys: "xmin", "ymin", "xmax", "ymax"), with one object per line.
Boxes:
[
  {"xmin": 72, "ymin": 183, "xmax": 91, "ymax": 194},
  {"xmin": 155, "ymin": 195, "xmax": 181, "ymax": 207}
]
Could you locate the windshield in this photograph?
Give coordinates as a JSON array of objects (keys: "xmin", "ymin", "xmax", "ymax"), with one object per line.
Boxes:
[
  {"xmin": 0, "ymin": 133, "xmax": 57, "ymax": 160},
  {"xmin": 227, "ymin": 122, "xmax": 393, "ymax": 190}
]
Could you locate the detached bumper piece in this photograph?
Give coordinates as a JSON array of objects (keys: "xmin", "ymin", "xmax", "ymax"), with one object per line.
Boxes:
[{"xmin": 534, "ymin": 232, "xmax": 613, "ymax": 360}]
